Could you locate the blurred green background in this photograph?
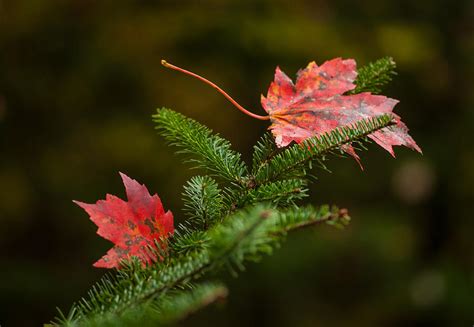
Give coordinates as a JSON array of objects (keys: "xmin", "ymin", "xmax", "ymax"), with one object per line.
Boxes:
[{"xmin": 0, "ymin": 0, "xmax": 473, "ymax": 326}]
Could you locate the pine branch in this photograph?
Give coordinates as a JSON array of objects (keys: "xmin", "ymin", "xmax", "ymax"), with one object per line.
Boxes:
[
  {"xmin": 153, "ymin": 108, "xmax": 248, "ymax": 183},
  {"xmin": 58, "ymin": 282, "xmax": 228, "ymax": 327},
  {"xmin": 107, "ymin": 282, "xmax": 228, "ymax": 327},
  {"xmin": 221, "ymin": 184, "xmax": 250, "ymax": 214},
  {"xmin": 148, "ymin": 282, "xmax": 228, "ymax": 325},
  {"xmin": 52, "ymin": 203, "xmax": 344, "ymax": 326},
  {"xmin": 251, "ymin": 132, "xmax": 279, "ymax": 175},
  {"xmin": 221, "ymin": 179, "xmax": 308, "ymax": 214},
  {"xmin": 50, "ymin": 54, "xmax": 413, "ymax": 327},
  {"xmin": 170, "ymin": 229, "xmax": 210, "ymax": 256},
  {"xmin": 273, "ymin": 205, "xmax": 351, "ymax": 234},
  {"xmin": 207, "ymin": 205, "xmax": 277, "ymax": 272},
  {"xmin": 350, "ymin": 57, "xmax": 397, "ymax": 94},
  {"xmin": 254, "ymin": 114, "xmax": 395, "ymax": 184},
  {"xmin": 59, "ymin": 251, "xmax": 212, "ymax": 326},
  {"xmin": 247, "ymin": 179, "xmax": 309, "ymax": 207},
  {"xmin": 52, "ymin": 206, "xmax": 269, "ymax": 325},
  {"xmin": 182, "ymin": 176, "xmax": 223, "ymax": 229}
]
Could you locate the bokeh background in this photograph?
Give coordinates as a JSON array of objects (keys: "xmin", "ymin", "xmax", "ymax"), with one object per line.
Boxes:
[{"xmin": 1, "ymin": 0, "xmax": 473, "ymax": 326}]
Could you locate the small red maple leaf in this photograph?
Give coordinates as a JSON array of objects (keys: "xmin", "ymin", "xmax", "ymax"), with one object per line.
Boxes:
[
  {"xmin": 74, "ymin": 173, "xmax": 174, "ymax": 269},
  {"xmin": 161, "ymin": 58, "xmax": 421, "ymax": 164},
  {"xmin": 260, "ymin": 58, "xmax": 422, "ymax": 160}
]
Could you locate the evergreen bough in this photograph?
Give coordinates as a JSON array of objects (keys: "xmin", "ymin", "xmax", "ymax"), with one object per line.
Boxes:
[{"xmin": 50, "ymin": 57, "xmax": 399, "ymax": 326}]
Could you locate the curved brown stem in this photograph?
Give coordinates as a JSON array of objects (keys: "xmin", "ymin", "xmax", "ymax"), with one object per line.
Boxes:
[{"xmin": 161, "ymin": 60, "xmax": 270, "ymax": 121}]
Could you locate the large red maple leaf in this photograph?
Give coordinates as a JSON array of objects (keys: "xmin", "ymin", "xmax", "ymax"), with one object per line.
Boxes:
[
  {"xmin": 74, "ymin": 173, "xmax": 174, "ymax": 269},
  {"xmin": 260, "ymin": 58, "xmax": 422, "ymax": 158},
  {"xmin": 161, "ymin": 58, "xmax": 421, "ymax": 163}
]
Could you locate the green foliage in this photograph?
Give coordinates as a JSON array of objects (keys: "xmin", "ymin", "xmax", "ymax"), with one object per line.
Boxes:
[
  {"xmin": 170, "ymin": 229, "xmax": 209, "ymax": 256},
  {"xmin": 274, "ymin": 204, "xmax": 351, "ymax": 233},
  {"xmin": 52, "ymin": 62, "xmax": 401, "ymax": 325},
  {"xmin": 247, "ymin": 179, "xmax": 309, "ymax": 207},
  {"xmin": 251, "ymin": 132, "xmax": 278, "ymax": 175},
  {"xmin": 153, "ymin": 108, "xmax": 248, "ymax": 183},
  {"xmin": 52, "ymin": 203, "xmax": 352, "ymax": 326},
  {"xmin": 350, "ymin": 56, "xmax": 397, "ymax": 94},
  {"xmin": 182, "ymin": 176, "xmax": 223, "ymax": 229},
  {"xmin": 77, "ymin": 282, "xmax": 228, "ymax": 327},
  {"xmin": 147, "ymin": 282, "xmax": 228, "ymax": 325},
  {"xmin": 253, "ymin": 114, "xmax": 395, "ymax": 184}
]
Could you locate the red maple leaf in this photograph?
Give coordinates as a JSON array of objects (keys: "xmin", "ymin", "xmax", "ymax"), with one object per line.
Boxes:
[
  {"xmin": 74, "ymin": 173, "xmax": 174, "ymax": 269},
  {"xmin": 161, "ymin": 58, "xmax": 421, "ymax": 164},
  {"xmin": 260, "ymin": 58, "xmax": 422, "ymax": 159}
]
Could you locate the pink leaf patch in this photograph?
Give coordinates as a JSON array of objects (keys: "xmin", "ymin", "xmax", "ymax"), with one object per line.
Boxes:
[
  {"xmin": 261, "ymin": 58, "xmax": 422, "ymax": 163},
  {"xmin": 74, "ymin": 173, "xmax": 174, "ymax": 269}
]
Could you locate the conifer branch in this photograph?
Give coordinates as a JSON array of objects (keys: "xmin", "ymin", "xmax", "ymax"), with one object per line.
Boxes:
[
  {"xmin": 273, "ymin": 205, "xmax": 351, "ymax": 234},
  {"xmin": 254, "ymin": 114, "xmax": 395, "ymax": 184},
  {"xmin": 350, "ymin": 57, "xmax": 397, "ymax": 94},
  {"xmin": 171, "ymin": 229, "xmax": 210, "ymax": 256},
  {"xmin": 107, "ymin": 282, "xmax": 228, "ymax": 326},
  {"xmin": 52, "ymin": 204, "xmax": 344, "ymax": 326},
  {"xmin": 221, "ymin": 184, "xmax": 250, "ymax": 214},
  {"xmin": 182, "ymin": 176, "xmax": 223, "ymax": 229},
  {"xmin": 153, "ymin": 108, "xmax": 248, "ymax": 183},
  {"xmin": 251, "ymin": 132, "xmax": 279, "ymax": 175},
  {"xmin": 247, "ymin": 179, "xmax": 309, "ymax": 207},
  {"xmin": 51, "ymin": 55, "xmax": 412, "ymax": 326},
  {"xmin": 149, "ymin": 282, "xmax": 228, "ymax": 324}
]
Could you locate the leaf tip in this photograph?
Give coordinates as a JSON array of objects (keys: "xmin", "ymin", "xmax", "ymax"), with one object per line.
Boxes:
[
  {"xmin": 72, "ymin": 199, "xmax": 88, "ymax": 209},
  {"xmin": 118, "ymin": 171, "xmax": 128, "ymax": 180},
  {"xmin": 413, "ymin": 143, "xmax": 423, "ymax": 155},
  {"xmin": 118, "ymin": 171, "xmax": 137, "ymax": 188}
]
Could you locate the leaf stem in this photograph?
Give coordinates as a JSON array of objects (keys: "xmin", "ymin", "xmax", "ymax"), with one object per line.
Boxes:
[{"xmin": 161, "ymin": 60, "xmax": 270, "ymax": 121}]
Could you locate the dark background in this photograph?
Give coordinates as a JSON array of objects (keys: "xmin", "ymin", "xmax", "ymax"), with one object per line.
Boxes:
[{"xmin": 0, "ymin": 0, "xmax": 473, "ymax": 326}]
